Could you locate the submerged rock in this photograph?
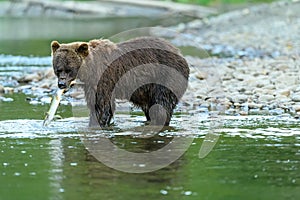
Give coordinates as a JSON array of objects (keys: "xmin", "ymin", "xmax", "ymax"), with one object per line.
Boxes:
[{"xmin": 0, "ymin": 96, "xmax": 14, "ymax": 102}]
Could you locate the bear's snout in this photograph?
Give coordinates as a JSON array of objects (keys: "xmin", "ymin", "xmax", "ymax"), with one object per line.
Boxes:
[{"xmin": 58, "ymin": 80, "xmax": 67, "ymax": 89}]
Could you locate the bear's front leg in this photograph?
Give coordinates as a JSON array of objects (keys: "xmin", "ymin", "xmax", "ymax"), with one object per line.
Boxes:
[
  {"xmin": 94, "ymin": 103, "xmax": 113, "ymax": 127},
  {"xmin": 89, "ymin": 111, "xmax": 100, "ymax": 127},
  {"xmin": 93, "ymin": 92, "xmax": 115, "ymax": 127}
]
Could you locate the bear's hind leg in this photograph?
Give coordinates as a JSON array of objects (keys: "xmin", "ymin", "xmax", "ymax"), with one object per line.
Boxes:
[
  {"xmin": 94, "ymin": 97, "xmax": 115, "ymax": 127},
  {"xmin": 94, "ymin": 103, "xmax": 114, "ymax": 127},
  {"xmin": 149, "ymin": 88, "xmax": 178, "ymax": 126},
  {"xmin": 148, "ymin": 103, "xmax": 173, "ymax": 126},
  {"xmin": 141, "ymin": 106, "xmax": 151, "ymax": 122}
]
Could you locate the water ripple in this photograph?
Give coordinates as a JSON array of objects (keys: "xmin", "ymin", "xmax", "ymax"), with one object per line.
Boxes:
[
  {"xmin": 0, "ymin": 54, "xmax": 51, "ymax": 67},
  {"xmin": 0, "ymin": 116, "xmax": 299, "ymax": 139}
]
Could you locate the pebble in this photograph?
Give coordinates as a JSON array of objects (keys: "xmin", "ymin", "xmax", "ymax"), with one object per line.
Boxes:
[
  {"xmin": 18, "ymin": 74, "xmax": 41, "ymax": 83},
  {"xmin": 269, "ymin": 108, "xmax": 284, "ymax": 115},
  {"xmin": 248, "ymin": 108, "xmax": 261, "ymax": 114},
  {"xmin": 291, "ymin": 94, "xmax": 300, "ymax": 102},
  {"xmin": 183, "ymin": 191, "xmax": 192, "ymax": 196},
  {"xmin": 40, "ymin": 82, "xmax": 50, "ymax": 89},
  {"xmin": 232, "ymin": 94, "xmax": 248, "ymax": 104},
  {"xmin": 277, "ymin": 89, "xmax": 290, "ymax": 97},
  {"xmin": 276, "ymin": 95, "xmax": 290, "ymax": 103},
  {"xmin": 254, "ymin": 79, "xmax": 270, "ymax": 88},
  {"xmin": 4, "ymin": 87, "xmax": 14, "ymax": 93},
  {"xmin": 195, "ymin": 71, "xmax": 208, "ymax": 80},
  {"xmin": 247, "ymin": 103, "xmax": 263, "ymax": 109},
  {"xmin": 69, "ymin": 92, "xmax": 85, "ymax": 99},
  {"xmin": 232, "ymin": 73, "xmax": 248, "ymax": 81},
  {"xmin": 0, "ymin": 96, "xmax": 14, "ymax": 102},
  {"xmin": 160, "ymin": 190, "xmax": 168, "ymax": 195},
  {"xmin": 29, "ymin": 100, "xmax": 39, "ymax": 105},
  {"xmin": 40, "ymin": 97, "xmax": 52, "ymax": 104},
  {"xmin": 293, "ymin": 105, "xmax": 300, "ymax": 112},
  {"xmin": 44, "ymin": 68, "xmax": 55, "ymax": 79},
  {"xmin": 239, "ymin": 111, "xmax": 248, "ymax": 116},
  {"xmin": 258, "ymin": 94, "xmax": 275, "ymax": 102}
]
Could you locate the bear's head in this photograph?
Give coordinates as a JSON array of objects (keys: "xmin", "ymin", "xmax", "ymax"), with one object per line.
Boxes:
[{"xmin": 51, "ymin": 41, "xmax": 89, "ymax": 89}]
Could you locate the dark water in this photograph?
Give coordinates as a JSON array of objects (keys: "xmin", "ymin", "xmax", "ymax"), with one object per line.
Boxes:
[{"xmin": 0, "ymin": 16, "xmax": 300, "ymax": 200}]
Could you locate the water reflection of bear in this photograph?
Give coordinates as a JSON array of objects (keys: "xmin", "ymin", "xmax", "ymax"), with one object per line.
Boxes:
[
  {"xmin": 58, "ymin": 135, "xmax": 186, "ymax": 197},
  {"xmin": 71, "ymin": 136, "xmax": 186, "ymax": 199},
  {"xmin": 84, "ymin": 133, "xmax": 184, "ymax": 171}
]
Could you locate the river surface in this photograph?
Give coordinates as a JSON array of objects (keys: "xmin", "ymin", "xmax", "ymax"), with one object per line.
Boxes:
[{"xmin": 0, "ymin": 15, "xmax": 300, "ymax": 200}]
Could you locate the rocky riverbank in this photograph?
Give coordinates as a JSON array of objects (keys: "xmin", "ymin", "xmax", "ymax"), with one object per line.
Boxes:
[
  {"xmin": 1, "ymin": 1, "xmax": 300, "ymax": 118},
  {"xmin": 174, "ymin": 0, "xmax": 300, "ymax": 117}
]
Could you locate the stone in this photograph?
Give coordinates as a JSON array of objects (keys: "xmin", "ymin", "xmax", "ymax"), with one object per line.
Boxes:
[
  {"xmin": 291, "ymin": 93, "xmax": 300, "ymax": 102},
  {"xmin": 232, "ymin": 73, "xmax": 248, "ymax": 81},
  {"xmin": 40, "ymin": 97, "xmax": 52, "ymax": 104},
  {"xmin": 293, "ymin": 105, "xmax": 300, "ymax": 112},
  {"xmin": 223, "ymin": 98, "xmax": 233, "ymax": 109},
  {"xmin": 222, "ymin": 73, "xmax": 233, "ymax": 81},
  {"xmin": 275, "ymin": 89, "xmax": 290, "ymax": 97},
  {"xmin": 0, "ymin": 96, "xmax": 13, "ymax": 102},
  {"xmin": 247, "ymin": 102, "xmax": 263, "ymax": 109},
  {"xmin": 253, "ymin": 88, "xmax": 273, "ymax": 95},
  {"xmin": 18, "ymin": 74, "xmax": 41, "ymax": 83},
  {"xmin": 276, "ymin": 95, "xmax": 291, "ymax": 103},
  {"xmin": 263, "ymin": 84, "xmax": 275, "ymax": 90},
  {"xmin": 255, "ymin": 79, "xmax": 270, "ymax": 88},
  {"xmin": 269, "ymin": 108, "xmax": 284, "ymax": 115},
  {"xmin": 40, "ymin": 82, "xmax": 50, "ymax": 89},
  {"xmin": 232, "ymin": 94, "xmax": 248, "ymax": 104},
  {"xmin": 248, "ymin": 108, "xmax": 261, "ymax": 115},
  {"xmin": 244, "ymin": 90, "xmax": 253, "ymax": 95},
  {"xmin": 44, "ymin": 68, "xmax": 55, "ymax": 79},
  {"xmin": 70, "ymin": 92, "xmax": 85, "ymax": 99},
  {"xmin": 258, "ymin": 94, "xmax": 275, "ymax": 102},
  {"xmin": 196, "ymin": 71, "xmax": 208, "ymax": 80},
  {"xmin": 239, "ymin": 111, "xmax": 248, "ymax": 116},
  {"xmin": 4, "ymin": 87, "xmax": 14, "ymax": 93}
]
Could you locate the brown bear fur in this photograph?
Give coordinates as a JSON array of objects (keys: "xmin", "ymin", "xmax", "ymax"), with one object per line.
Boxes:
[{"xmin": 51, "ymin": 37, "xmax": 189, "ymax": 127}]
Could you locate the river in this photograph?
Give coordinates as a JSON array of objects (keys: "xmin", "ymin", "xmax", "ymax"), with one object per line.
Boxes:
[{"xmin": 0, "ymin": 10, "xmax": 300, "ymax": 200}]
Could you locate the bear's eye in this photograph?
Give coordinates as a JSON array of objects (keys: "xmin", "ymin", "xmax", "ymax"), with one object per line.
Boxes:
[
  {"xmin": 65, "ymin": 69, "xmax": 71, "ymax": 73},
  {"xmin": 56, "ymin": 69, "xmax": 62, "ymax": 74}
]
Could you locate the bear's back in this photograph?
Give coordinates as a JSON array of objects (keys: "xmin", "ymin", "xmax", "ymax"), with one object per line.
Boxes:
[
  {"xmin": 117, "ymin": 37, "xmax": 180, "ymax": 56},
  {"xmin": 114, "ymin": 37, "xmax": 189, "ymax": 79}
]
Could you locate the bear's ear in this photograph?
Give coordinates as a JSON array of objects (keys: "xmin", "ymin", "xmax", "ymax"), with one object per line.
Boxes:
[
  {"xmin": 76, "ymin": 43, "xmax": 89, "ymax": 57},
  {"xmin": 51, "ymin": 41, "xmax": 60, "ymax": 53}
]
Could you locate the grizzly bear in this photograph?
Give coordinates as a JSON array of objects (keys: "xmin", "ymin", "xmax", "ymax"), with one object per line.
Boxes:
[{"xmin": 51, "ymin": 37, "xmax": 189, "ymax": 127}]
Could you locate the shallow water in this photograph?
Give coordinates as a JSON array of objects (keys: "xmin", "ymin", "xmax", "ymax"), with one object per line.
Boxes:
[{"xmin": 0, "ymin": 116, "xmax": 300, "ymax": 200}]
